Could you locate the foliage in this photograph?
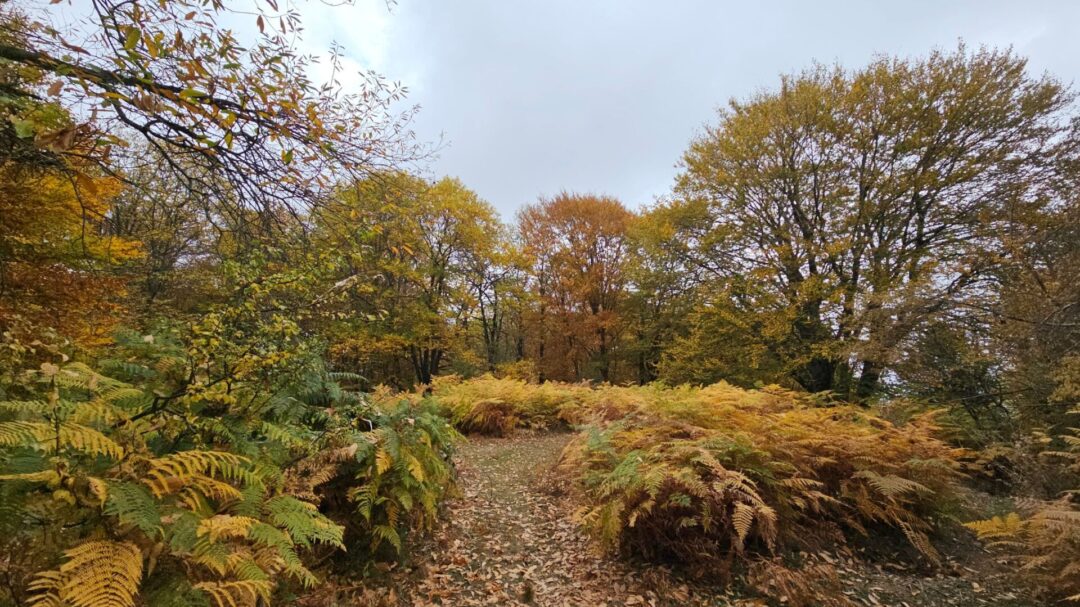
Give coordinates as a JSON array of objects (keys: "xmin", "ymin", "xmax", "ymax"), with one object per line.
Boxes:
[
  {"xmin": 662, "ymin": 45, "xmax": 1074, "ymax": 399},
  {"xmin": 0, "ymin": 361, "xmax": 343, "ymax": 606},
  {"xmin": 3, "ymin": 3, "xmax": 1080, "ymax": 602},
  {"xmin": 0, "ymin": 33, "xmax": 142, "ymax": 351},
  {"xmin": 518, "ymin": 193, "xmax": 634, "ymax": 383},
  {"xmin": 424, "ymin": 375, "xmax": 593, "ymax": 435},
  {"xmin": 556, "ymin": 382, "xmax": 966, "ymax": 572},
  {"xmin": 0, "ymin": 0, "xmax": 414, "ymax": 212},
  {"xmin": 290, "ymin": 388, "xmax": 458, "ymax": 564},
  {"xmin": 315, "ymin": 173, "xmax": 505, "ymax": 387},
  {"xmin": 0, "ymin": 319, "xmax": 458, "ymax": 605},
  {"xmin": 965, "ymin": 412, "xmax": 1080, "ymax": 603}
]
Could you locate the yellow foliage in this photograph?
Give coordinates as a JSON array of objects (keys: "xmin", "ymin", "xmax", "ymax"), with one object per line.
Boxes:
[
  {"xmin": 548, "ymin": 381, "xmax": 964, "ymax": 569},
  {"xmin": 195, "ymin": 580, "xmax": 273, "ymax": 607},
  {"xmin": 965, "ymin": 418, "xmax": 1080, "ymax": 603},
  {"xmin": 425, "ymin": 374, "xmax": 593, "ymax": 434},
  {"xmin": 0, "ymin": 167, "xmax": 142, "ymax": 347},
  {"xmin": 0, "ymin": 420, "xmax": 124, "ymax": 459},
  {"xmin": 198, "ymin": 515, "xmax": 259, "ymax": 542},
  {"xmin": 28, "ymin": 540, "xmax": 142, "ymax": 607},
  {"xmin": 143, "ymin": 450, "xmax": 251, "ymax": 497}
]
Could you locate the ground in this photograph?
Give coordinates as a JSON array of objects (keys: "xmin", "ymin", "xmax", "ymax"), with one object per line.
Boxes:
[{"xmin": 306, "ymin": 433, "xmax": 1037, "ymax": 607}]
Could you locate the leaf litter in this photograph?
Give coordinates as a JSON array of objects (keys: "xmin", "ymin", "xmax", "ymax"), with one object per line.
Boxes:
[{"xmin": 307, "ymin": 433, "xmax": 1036, "ymax": 607}]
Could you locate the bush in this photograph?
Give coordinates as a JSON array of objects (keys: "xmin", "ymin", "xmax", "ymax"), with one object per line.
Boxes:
[
  {"xmin": 965, "ymin": 413, "xmax": 1080, "ymax": 603},
  {"xmin": 557, "ymin": 382, "xmax": 966, "ymax": 573},
  {"xmin": 427, "ymin": 374, "xmax": 592, "ymax": 435},
  {"xmin": 291, "ymin": 393, "xmax": 458, "ymax": 565},
  {"xmin": 0, "ymin": 334, "xmax": 458, "ymax": 606}
]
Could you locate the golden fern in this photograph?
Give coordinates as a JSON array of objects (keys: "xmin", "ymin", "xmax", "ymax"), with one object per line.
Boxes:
[
  {"xmin": 0, "ymin": 421, "xmax": 124, "ymax": 458},
  {"xmin": 143, "ymin": 451, "xmax": 252, "ymax": 497},
  {"xmin": 195, "ymin": 580, "xmax": 273, "ymax": 607},
  {"xmin": 558, "ymin": 380, "xmax": 964, "ymax": 571},
  {"xmin": 965, "ymin": 420, "xmax": 1080, "ymax": 602},
  {"xmin": 198, "ymin": 515, "xmax": 259, "ymax": 542},
  {"xmin": 282, "ymin": 443, "xmax": 358, "ymax": 502},
  {"xmin": 28, "ymin": 541, "xmax": 143, "ymax": 607}
]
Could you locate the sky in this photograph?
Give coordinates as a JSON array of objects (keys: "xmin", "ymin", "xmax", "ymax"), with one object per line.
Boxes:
[{"xmin": 297, "ymin": 0, "xmax": 1080, "ymax": 218}]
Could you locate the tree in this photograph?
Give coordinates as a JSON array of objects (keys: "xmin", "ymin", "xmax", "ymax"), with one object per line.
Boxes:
[
  {"xmin": 0, "ymin": 162, "xmax": 140, "ymax": 347},
  {"xmin": 622, "ymin": 210, "xmax": 697, "ymax": 384},
  {"xmin": 0, "ymin": 0, "xmax": 415, "ymax": 214},
  {"xmin": 316, "ymin": 174, "xmax": 502, "ymax": 386},
  {"xmin": 102, "ymin": 149, "xmax": 210, "ymax": 310},
  {"xmin": 465, "ymin": 234, "xmax": 527, "ymax": 373},
  {"xmin": 667, "ymin": 46, "xmax": 1075, "ymax": 399},
  {"xmin": 988, "ymin": 152, "xmax": 1080, "ymax": 429},
  {"xmin": 518, "ymin": 193, "xmax": 633, "ymax": 382}
]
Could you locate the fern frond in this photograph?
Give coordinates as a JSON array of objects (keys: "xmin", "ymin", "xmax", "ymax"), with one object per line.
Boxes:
[
  {"xmin": 264, "ymin": 495, "xmax": 344, "ymax": 548},
  {"xmin": 144, "ymin": 451, "xmax": 253, "ymax": 497},
  {"xmin": 29, "ymin": 540, "xmax": 143, "ymax": 607},
  {"xmin": 0, "ymin": 421, "xmax": 124, "ymax": 458},
  {"xmin": 195, "ymin": 580, "xmax": 272, "ymax": 607},
  {"xmin": 197, "ymin": 515, "xmax": 258, "ymax": 542},
  {"xmin": 104, "ymin": 482, "xmax": 162, "ymax": 537}
]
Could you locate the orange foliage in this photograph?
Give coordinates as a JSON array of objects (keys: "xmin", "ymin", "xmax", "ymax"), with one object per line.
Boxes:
[
  {"xmin": 0, "ymin": 167, "xmax": 140, "ymax": 347},
  {"xmin": 518, "ymin": 193, "xmax": 632, "ymax": 383}
]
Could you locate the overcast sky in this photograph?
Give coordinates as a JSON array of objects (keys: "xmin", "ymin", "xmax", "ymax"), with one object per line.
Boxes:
[{"xmin": 299, "ymin": 0, "xmax": 1080, "ymax": 218}]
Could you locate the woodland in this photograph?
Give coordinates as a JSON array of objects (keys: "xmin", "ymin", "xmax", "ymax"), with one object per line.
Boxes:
[{"xmin": 0, "ymin": 1, "xmax": 1078, "ymax": 606}]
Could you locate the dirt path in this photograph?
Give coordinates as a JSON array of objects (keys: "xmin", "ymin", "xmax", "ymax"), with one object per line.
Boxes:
[
  {"xmin": 396, "ymin": 433, "xmax": 732, "ymax": 607},
  {"xmin": 339, "ymin": 434, "xmax": 1033, "ymax": 607}
]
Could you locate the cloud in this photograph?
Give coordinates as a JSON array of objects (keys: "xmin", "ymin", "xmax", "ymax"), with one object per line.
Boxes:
[{"xmin": 295, "ymin": 0, "xmax": 1080, "ymax": 219}]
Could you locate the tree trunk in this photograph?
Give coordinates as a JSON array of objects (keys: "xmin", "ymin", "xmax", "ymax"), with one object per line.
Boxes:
[{"xmin": 855, "ymin": 360, "xmax": 882, "ymax": 401}]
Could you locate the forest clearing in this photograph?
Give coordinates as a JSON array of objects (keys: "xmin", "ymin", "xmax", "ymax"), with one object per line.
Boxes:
[{"xmin": 1, "ymin": 1, "xmax": 1078, "ymax": 606}]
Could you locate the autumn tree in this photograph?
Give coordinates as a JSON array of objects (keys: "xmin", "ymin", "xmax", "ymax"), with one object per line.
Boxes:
[
  {"xmin": 315, "ymin": 174, "xmax": 502, "ymax": 386},
  {"xmin": 464, "ymin": 234, "xmax": 527, "ymax": 373},
  {"xmin": 0, "ymin": 0, "xmax": 415, "ymax": 213},
  {"xmin": 621, "ymin": 210, "xmax": 697, "ymax": 384},
  {"xmin": 987, "ymin": 152, "xmax": 1080, "ymax": 429},
  {"xmin": 0, "ymin": 16, "xmax": 141, "ymax": 350},
  {"xmin": 518, "ymin": 193, "xmax": 633, "ymax": 383},
  {"xmin": 662, "ymin": 46, "xmax": 1075, "ymax": 399}
]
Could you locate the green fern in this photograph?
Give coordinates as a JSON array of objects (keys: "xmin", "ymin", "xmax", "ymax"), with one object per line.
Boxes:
[
  {"xmin": 104, "ymin": 481, "xmax": 162, "ymax": 537},
  {"xmin": 264, "ymin": 495, "xmax": 344, "ymax": 549}
]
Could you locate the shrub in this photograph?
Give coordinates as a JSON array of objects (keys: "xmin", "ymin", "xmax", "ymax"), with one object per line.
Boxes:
[
  {"xmin": 558, "ymin": 382, "xmax": 966, "ymax": 573},
  {"xmin": 965, "ymin": 414, "xmax": 1080, "ymax": 603},
  {"xmin": 0, "ymin": 336, "xmax": 458, "ymax": 606},
  {"xmin": 427, "ymin": 374, "xmax": 591, "ymax": 434},
  {"xmin": 0, "ymin": 362, "xmax": 341, "ymax": 607},
  {"xmin": 289, "ymin": 393, "xmax": 458, "ymax": 564}
]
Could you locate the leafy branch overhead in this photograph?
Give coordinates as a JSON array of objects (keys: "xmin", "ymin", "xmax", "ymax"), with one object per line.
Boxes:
[{"xmin": 1, "ymin": 0, "xmax": 418, "ymax": 211}]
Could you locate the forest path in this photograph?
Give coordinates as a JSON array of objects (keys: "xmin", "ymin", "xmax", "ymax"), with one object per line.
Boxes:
[
  {"xmin": 396, "ymin": 432, "xmax": 732, "ymax": 607},
  {"xmin": 342, "ymin": 434, "xmax": 1031, "ymax": 607}
]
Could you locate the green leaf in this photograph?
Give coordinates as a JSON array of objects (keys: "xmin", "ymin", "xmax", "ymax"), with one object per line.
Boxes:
[
  {"xmin": 11, "ymin": 118, "xmax": 35, "ymax": 138},
  {"xmin": 123, "ymin": 28, "xmax": 140, "ymax": 51}
]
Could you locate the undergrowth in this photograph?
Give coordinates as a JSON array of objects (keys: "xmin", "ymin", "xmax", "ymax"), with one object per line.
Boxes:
[
  {"xmin": 965, "ymin": 410, "xmax": 1080, "ymax": 604},
  {"xmin": 0, "ymin": 332, "xmax": 458, "ymax": 607},
  {"xmin": 552, "ymin": 383, "xmax": 966, "ymax": 576},
  {"xmin": 420, "ymin": 375, "xmax": 593, "ymax": 435}
]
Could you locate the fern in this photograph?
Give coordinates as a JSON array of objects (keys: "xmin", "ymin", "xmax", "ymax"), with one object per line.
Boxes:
[
  {"xmin": 264, "ymin": 495, "xmax": 344, "ymax": 549},
  {"xmin": 104, "ymin": 481, "xmax": 162, "ymax": 537},
  {"xmin": 558, "ymin": 381, "xmax": 964, "ymax": 570},
  {"xmin": 1, "ymin": 352, "xmax": 458, "ymax": 606},
  {"xmin": 143, "ymin": 451, "xmax": 254, "ymax": 497},
  {"xmin": 966, "ymin": 420, "xmax": 1080, "ymax": 602},
  {"xmin": 0, "ymin": 420, "xmax": 125, "ymax": 458},
  {"xmin": 29, "ymin": 541, "xmax": 143, "ymax": 607},
  {"xmin": 195, "ymin": 580, "xmax": 273, "ymax": 607}
]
